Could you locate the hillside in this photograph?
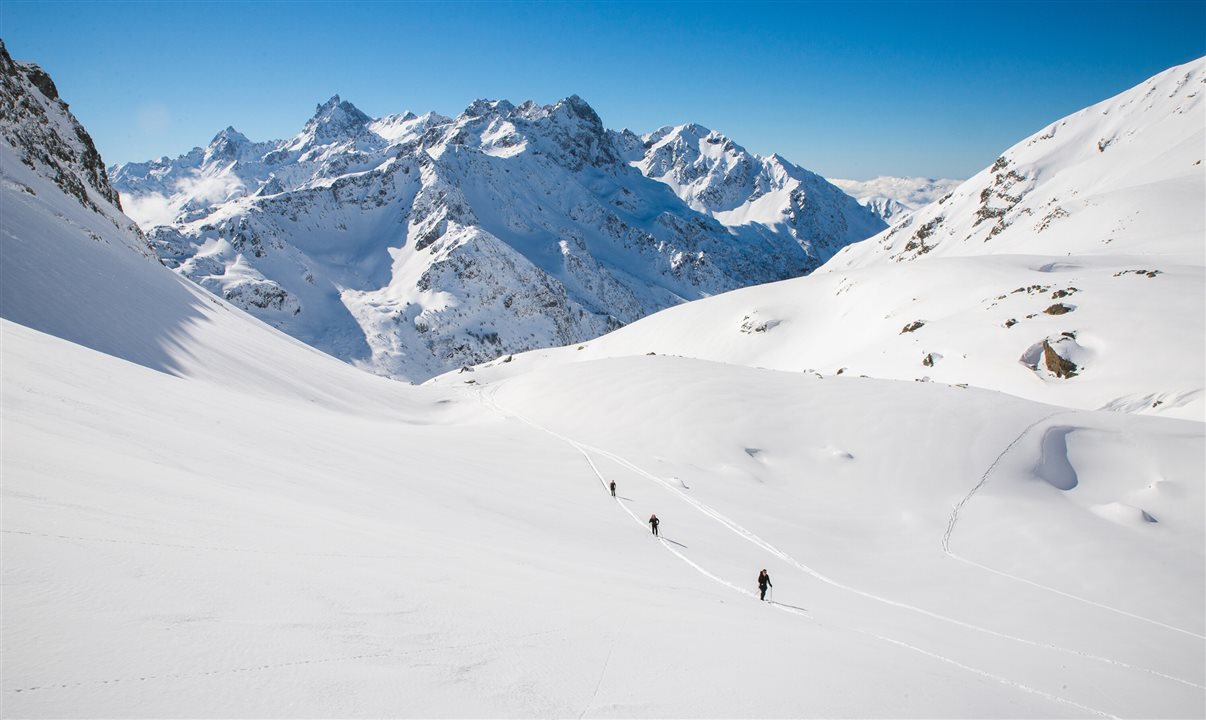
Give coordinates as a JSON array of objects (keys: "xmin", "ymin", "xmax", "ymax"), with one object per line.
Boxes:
[{"xmin": 491, "ymin": 59, "xmax": 1205, "ymax": 421}]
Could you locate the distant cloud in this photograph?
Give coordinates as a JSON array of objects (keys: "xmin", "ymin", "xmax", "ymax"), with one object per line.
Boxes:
[
  {"xmin": 121, "ymin": 191, "xmax": 175, "ymax": 228},
  {"xmin": 176, "ymin": 171, "xmax": 246, "ymax": 205},
  {"xmin": 120, "ymin": 170, "xmax": 247, "ymax": 229}
]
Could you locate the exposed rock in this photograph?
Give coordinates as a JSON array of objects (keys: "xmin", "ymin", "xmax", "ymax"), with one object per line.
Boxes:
[
  {"xmin": 0, "ymin": 40, "xmax": 124, "ymax": 215},
  {"xmin": 740, "ymin": 314, "xmax": 780, "ymax": 334},
  {"xmin": 1042, "ymin": 340, "xmax": 1079, "ymax": 378}
]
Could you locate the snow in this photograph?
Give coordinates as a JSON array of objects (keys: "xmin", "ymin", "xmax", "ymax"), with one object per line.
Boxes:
[
  {"xmin": 6, "ymin": 322, "xmax": 1203, "ymax": 716},
  {"xmin": 110, "ymin": 95, "xmax": 884, "ymax": 382},
  {"xmin": 3, "ymin": 41, "xmax": 1204, "ymax": 718},
  {"xmin": 488, "ymin": 59, "xmax": 1205, "ymax": 422}
]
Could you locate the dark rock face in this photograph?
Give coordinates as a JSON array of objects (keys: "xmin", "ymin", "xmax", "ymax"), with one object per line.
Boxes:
[
  {"xmin": 1042, "ymin": 340, "xmax": 1078, "ymax": 378},
  {"xmin": 0, "ymin": 40, "xmax": 123, "ymax": 214}
]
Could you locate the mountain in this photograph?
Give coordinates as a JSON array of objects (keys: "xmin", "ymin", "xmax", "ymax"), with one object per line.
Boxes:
[
  {"xmin": 459, "ymin": 59, "xmax": 1206, "ymax": 421},
  {"xmin": 829, "ymin": 176, "xmax": 963, "ymax": 224},
  {"xmin": 0, "ymin": 40, "xmax": 416, "ymax": 400},
  {"xmin": 112, "ymin": 97, "xmax": 885, "ymax": 382},
  {"xmin": 617, "ymin": 123, "xmax": 885, "ymax": 259},
  {"xmin": 4, "ymin": 44, "xmax": 1203, "ymax": 718},
  {"xmin": 0, "ymin": 41, "xmax": 135, "ymax": 235}
]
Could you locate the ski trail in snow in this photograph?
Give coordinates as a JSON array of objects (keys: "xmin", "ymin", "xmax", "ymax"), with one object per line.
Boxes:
[
  {"xmin": 558, "ymin": 428, "xmax": 1120, "ymax": 719},
  {"xmin": 585, "ymin": 427, "xmax": 1205, "ymax": 692},
  {"xmin": 577, "ymin": 641, "xmax": 614, "ymax": 720},
  {"xmin": 942, "ymin": 414, "xmax": 1206, "ymax": 642},
  {"xmin": 476, "ymin": 387, "xmax": 1127, "ymax": 717},
  {"xmin": 941, "ymin": 412, "xmax": 1069, "ymax": 555}
]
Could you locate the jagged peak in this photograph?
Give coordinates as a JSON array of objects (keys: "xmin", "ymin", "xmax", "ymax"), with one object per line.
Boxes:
[
  {"xmin": 548, "ymin": 94, "xmax": 604, "ymax": 127},
  {"xmin": 309, "ymin": 95, "xmax": 370, "ymax": 124},
  {"xmin": 210, "ymin": 126, "xmax": 249, "ymax": 145},
  {"xmin": 290, "ymin": 94, "xmax": 373, "ymax": 149},
  {"xmin": 675, "ymin": 122, "xmax": 712, "ymax": 137},
  {"xmin": 315, "ymin": 94, "xmax": 341, "ymax": 113},
  {"xmin": 462, "ymin": 98, "xmax": 517, "ymax": 119}
]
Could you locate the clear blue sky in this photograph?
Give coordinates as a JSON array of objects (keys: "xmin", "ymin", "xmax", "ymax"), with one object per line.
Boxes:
[{"xmin": 2, "ymin": 1, "xmax": 1203, "ymax": 179}]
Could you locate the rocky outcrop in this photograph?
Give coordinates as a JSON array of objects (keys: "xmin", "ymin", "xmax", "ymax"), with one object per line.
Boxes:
[
  {"xmin": 1042, "ymin": 340, "xmax": 1079, "ymax": 378},
  {"xmin": 0, "ymin": 40, "xmax": 123, "ymax": 215}
]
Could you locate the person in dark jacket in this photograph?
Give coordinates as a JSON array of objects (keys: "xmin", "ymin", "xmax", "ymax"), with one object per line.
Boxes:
[
  {"xmin": 758, "ymin": 569, "xmax": 772, "ymax": 601},
  {"xmin": 610, "ymin": 481, "xmax": 616, "ymax": 497},
  {"xmin": 649, "ymin": 514, "xmax": 659, "ymax": 536}
]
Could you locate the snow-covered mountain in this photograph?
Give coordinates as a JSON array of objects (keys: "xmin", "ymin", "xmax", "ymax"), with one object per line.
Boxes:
[
  {"xmin": 616, "ymin": 123, "xmax": 885, "ymax": 259},
  {"xmin": 0, "ymin": 41, "xmax": 141, "ymax": 243},
  {"xmin": 459, "ymin": 59, "xmax": 1206, "ymax": 421},
  {"xmin": 829, "ymin": 176, "xmax": 963, "ymax": 224},
  {"xmin": 4, "ymin": 43, "xmax": 1203, "ymax": 718},
  {"xmin": 112, "ymin": 97, "xmax": 884, "ymax": 382}
]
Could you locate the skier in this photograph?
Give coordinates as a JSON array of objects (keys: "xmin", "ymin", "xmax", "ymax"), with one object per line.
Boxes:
[
  {"xmin": 610, "ymin": 480, "xmax": 616, "ymax": 497},
  {"xmin": 649, "ymin": 514, "xmax": 660, "ymax": 536},
  {"xmin": 758, "ymin": 569, "xmax": 772, "ymax": 601}
]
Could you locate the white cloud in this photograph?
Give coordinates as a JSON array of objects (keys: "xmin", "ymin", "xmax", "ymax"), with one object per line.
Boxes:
[{"xmin": 120, "ymin": 191, "xmax": 175, "ymax": 229}]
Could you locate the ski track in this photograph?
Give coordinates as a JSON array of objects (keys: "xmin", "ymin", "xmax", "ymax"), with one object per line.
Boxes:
[
  {"xmin": 942, "ymin": 414, "xmax": 1206, "ymax": 642},
  {"xmin": 575, "ymin": 427, "xmax": 1202, "ymax": 691},
  {"xmin": 478, "ymin": 385, "xmax": 1134, "ymax": 718},
  {"xmin": 577, "ymin": 640, "xmax": 614, "ymax": 720}
]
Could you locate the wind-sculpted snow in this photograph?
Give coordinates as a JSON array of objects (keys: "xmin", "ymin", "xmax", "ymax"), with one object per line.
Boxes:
[{"xmin": 112, "ymin": 95, "xmax": 881, "ymax": 381}]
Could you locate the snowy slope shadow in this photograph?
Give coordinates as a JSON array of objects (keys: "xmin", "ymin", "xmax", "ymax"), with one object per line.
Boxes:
[{"xmin": 1034, "ymin": 426, "xmax": 1079, "ymax": 491}]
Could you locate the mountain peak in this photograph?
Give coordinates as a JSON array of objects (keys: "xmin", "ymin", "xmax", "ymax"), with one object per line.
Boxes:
[
  {"xmin": 211, "ymin": 126, "xmax": 249, "ymax": 145},
  {"xmin": 675, "ymin": 122, "xmax": 712, "ymax": 137},
  {"xmin": 311, "ymin": 95, "xmax": 369, "ymax": 124},
  {"xmin": 298, "ymin": 95, "xmax": 372, "ymax": 147},
  {"xmin": 551, "ymin": 94, "xmax": 602, "ymax": 125}
]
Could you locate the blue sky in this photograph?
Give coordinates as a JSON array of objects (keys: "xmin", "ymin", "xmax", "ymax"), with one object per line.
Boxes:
[{"xmin": 2, "ymin": 1, "xmax": 1203, "ymax": 179}]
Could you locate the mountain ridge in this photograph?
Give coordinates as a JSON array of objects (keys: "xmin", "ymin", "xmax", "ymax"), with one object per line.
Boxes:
[
  {"xmin": 446, "ymin": 58, "xmax": 1206, "ymax": 421},
  {"xmin": 112, "ymin": 94, "xmax": 885, "ymax": 381}
]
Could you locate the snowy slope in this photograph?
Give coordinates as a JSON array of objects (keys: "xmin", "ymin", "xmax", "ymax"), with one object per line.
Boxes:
[
  {"xmin": 829, "ymin": 176, "xmax": 962, "ymax": 224},
  {"xmin": 112, "ymin": 97, "xmax": 883, "ymax": 382},
  {"xmin": 493, "ymin": 59, "xmax": 1205, "ymax": 421},
  {"xmin": 4, "ymin": 44, "xmax": 1204, "ymax": 718}
]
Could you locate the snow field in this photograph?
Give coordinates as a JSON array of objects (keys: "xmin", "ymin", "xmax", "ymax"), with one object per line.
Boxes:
[
  {"xmin": 444, "ymin": 355, "xmax": 1204, "ymax": 717},
  {"xmin": 9, "ymin": 323, "xmax": 1168, "ymax": 717}
]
